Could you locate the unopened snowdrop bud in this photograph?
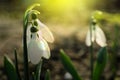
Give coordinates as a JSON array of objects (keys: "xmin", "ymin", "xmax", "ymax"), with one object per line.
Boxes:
[{"xmin": 85, "ymin": 21, "xmax": 107, "ymax": 47}]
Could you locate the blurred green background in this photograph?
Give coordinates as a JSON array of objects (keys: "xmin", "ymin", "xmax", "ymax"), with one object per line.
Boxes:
[{"xmin": 0, "ymin": 0, "xmax": 120, "ymax": 80}]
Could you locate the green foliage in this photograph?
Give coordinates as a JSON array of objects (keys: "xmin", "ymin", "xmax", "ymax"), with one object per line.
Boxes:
[
  {"xmin": 93, "ymin": 47, "xmax": 107, "ymax": 80},
  {"xmin": 14, "ymin": 49, "xmax": 21, "ymax": 80},
  {"xmin": 60, "ymin": 49, "xmax": 82, "ymax": 80},
  {"xmin": 34, "ymin": 61, "xmax": 43, "ymax": 80},
  {"xmin": 45, "ymin": 69, "xmax": 51, "ymax": 80},
  {"xmin": 4, "ymin": 56, "xmax": 18, "ymax": 80},
  {"xmin": 23, "ymin": 3, "xmax": 40, "ymax": 27},
  {"xmin": 23, "ymin": 4, "xmax": 40, "ymax": 80}
]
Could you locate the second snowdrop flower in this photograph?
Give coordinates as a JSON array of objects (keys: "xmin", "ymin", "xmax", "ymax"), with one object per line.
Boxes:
[{"xmin": 85, "ymin": 20, "xmax": 107, "ymax": 47}]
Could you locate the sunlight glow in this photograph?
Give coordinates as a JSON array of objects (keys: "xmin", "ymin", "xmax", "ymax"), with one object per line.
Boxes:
[{"xmin": 42, "ymin": 0, "xmax": 88, "ymax": 13}]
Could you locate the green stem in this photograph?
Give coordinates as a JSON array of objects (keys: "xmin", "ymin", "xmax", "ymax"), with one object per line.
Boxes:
[
  {"xmin": 90, "ymin": 24, "xmax": 94, "ymax": 80},
  {"xmin": 14, "ymin": 49, "xmax": 21, "ymax": 80},
  {"xmin": 23, "ymin": 13, "xmax": 29, "ymax": 80},
  {"xmin": 35, "ymin": 60, "xmax": 43, "ymax": 80},
  {"xmin": 90, "ymin": 43, "xmax": 93, "ymax": 80},
  {"xmin": 45, "ymin": 69, "xmax": 51, "ymax": 80},
  {"xmin": 111, "ymin": 24, "xmax": 119, "ymax": 79},
  {"xmin": 23, "ymin": 4, "xmax": 40, "ymax": 80}
]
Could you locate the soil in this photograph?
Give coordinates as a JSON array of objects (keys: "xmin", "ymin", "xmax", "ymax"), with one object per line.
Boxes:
[{"xmin": 0, "ymin": 17, "xmax": 120, "ymax": 80}]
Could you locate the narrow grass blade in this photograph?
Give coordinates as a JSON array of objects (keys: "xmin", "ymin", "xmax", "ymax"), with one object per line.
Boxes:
[
  {"xmin": 45, "ymin": 69, "xmax": 51, "ymax": 80},
  {"xmin": 110, "ymin": 24, "xmax": 119, "ymax": 79},
  {"xmin": 4, "ymin": 55, "xmax": 18, "ymax": 80},
  {"xmin": 60, "ymin": 49, "xmax": 82, "ymax": 80},
  {"xmin": 93, "ymin": 47, "xmax": 107, "ymax": 80},
  {"xmin": 35, "ymin": 60, "xmax": 42, "ymax": 80},
  {"xmin": 14, "ymin": 49, "xmax": 21, "ymax": 80}
]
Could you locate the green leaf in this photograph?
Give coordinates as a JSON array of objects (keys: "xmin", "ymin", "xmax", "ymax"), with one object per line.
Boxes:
[
  {"xmin": 14, "ymin": 49, "xmax": 21, "ymax": 80},
  {"xmin": 60, "ymin": 49, "xmax": 82, "ymax": 80},
  {"xmin": 45, "ymin": 69, "xmax": 51, "ymax": 80},
  {"xmin": 4, "ymin": 55, "xmax": 18, "ymax": 80},
  {"xmin": 35, "ymin": 60, "xmax": 43, "ymax": 80},
  {"xmin": 93, "ymin": 47, "xmax": 107, "ymax": 80}
]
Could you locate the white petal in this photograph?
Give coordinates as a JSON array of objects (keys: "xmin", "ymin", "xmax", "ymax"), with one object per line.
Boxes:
[
  {"xmin": 37, "ymin": 19, "xmax": 54, "ymax": 43},
  {"xmin": 28, "ymin": 40, "xmax": 42, "ymax": 64},
  {"xmin": 85, "ymin": 30, "xmax": 91, "ymax": 46},
  {"xmin": 27, "ymin": 24, "xmax": 32, "ymax": 45},
  {"xmin": 85, "ymin": 26, "xmax": 95, "ymax": 46},
  {"xmin": 95, "ymin": 25, "xmax": 107, "ymax": 47},
  {"xmin": 41, "ymin": 39, "xmax": 50, "ymax": 59},
  {"xmin": 34, "ymin": 32, "xmax": 50, "ymax": 59},
  {"xmin": 28, "ymin": 37, "xmax": 50, "ymax": 64},
  {"xmin": 26, "ymin": 24, "xmax": 32, "ymax": 62}
]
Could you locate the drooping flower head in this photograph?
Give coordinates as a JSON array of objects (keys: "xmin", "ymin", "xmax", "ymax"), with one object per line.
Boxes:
[
  {"xmin": 27, "ymin": 13, "xmax": 54, "ymax": 64},
  {"xmin": 85, "ymin": 18, "xmax": 107, "ymax": 47}
]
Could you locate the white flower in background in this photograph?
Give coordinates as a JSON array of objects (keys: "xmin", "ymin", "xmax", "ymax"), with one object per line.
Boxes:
[
  {"xmin": 27, "ymin": 20, "xmax": 54, "ymax": 64},
  {"xmin": 85, "ymin": 24, "xmax": 107, "ymax": 47}
]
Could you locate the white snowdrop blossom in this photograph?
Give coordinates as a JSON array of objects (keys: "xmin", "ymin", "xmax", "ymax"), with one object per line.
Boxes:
[
  {"xmin": 27, "ymin": 20, "xmax": 54, "ymax": 64},
  {"xmin": 85, "ymin": 24, "xmax": 107, "ymax": 47}
]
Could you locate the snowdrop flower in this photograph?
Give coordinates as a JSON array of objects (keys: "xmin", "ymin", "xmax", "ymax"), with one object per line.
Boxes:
[
  {"xmin": 27, "ymin": 18, "xmax": 54, "ymax": 64},
  {"xmin": 85, "ymin": 21, "xmax": 107, "ymax": 47}
]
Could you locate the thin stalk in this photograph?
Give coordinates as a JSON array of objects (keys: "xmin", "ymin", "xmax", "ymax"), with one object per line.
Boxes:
[
  {"xmin": 35, "ymin": 60, "xmax": 43, "ymax": 80},
  {"xmin": 90, "ymin": 24, "xmax": 94, "ymax": 80},
  {"xmin": 90, "ymin": 43, "xmax": 93, "ymax": 80},
  {"xmin": 111, "ymin": 24, "xmax": 119, "ymax": 79},
  {"xmin": 45, "ymin": 69, "xmax": 51, "ymax": 80},
  {"xmin": 14, "ymin": 49, "xmax": 21, "ymax": 80},
  {"xmin": 23, "ymin": 4, "xmax": 40, "ymax": 80},
  {"xmin": 23, "ymin": 13, "xmax": 29, "ymax": 80}
]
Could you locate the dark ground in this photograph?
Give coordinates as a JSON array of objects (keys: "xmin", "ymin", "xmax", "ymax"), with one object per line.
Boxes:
[{"xmin": 0, "ymin": 17, "xmax": 120, "ymax": 80}]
